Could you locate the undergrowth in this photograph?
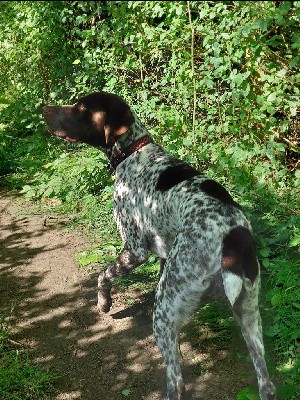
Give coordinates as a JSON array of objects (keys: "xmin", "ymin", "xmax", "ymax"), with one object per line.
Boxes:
[
  {"xmin": 0, "ymin": 317, "xmax": 57, "ymax": 400},
  {"xmin": 1, "ymin": 1, "xmax": 299, "ymax": 399}
]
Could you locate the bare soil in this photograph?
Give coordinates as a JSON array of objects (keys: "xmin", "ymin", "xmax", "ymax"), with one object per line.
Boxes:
[{"xmin": 0, "ymin": 191, "xmax": 258, "ymax": 400}]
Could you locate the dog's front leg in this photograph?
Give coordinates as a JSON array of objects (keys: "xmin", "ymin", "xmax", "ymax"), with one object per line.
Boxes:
[{"xmin": 97, "ymin": 246, "xmax": 147, "ymax": 313}]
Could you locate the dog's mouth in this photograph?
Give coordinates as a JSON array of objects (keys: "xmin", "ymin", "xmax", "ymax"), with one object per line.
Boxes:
[
  {"xmin": 63, "ymin": 136, "xmax": 77, "ymax": 143},
  {"xmin": 43, "ymin": 108, "xmax": 78, "ymax": 144},
  {"xmin": 48, "ymin": 129, "xmax": 78, "ymax": 143}
]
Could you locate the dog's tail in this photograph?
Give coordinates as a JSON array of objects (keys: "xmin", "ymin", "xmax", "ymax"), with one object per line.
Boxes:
[{"xmin": 221, "ymin": 226, "xmax": 259, "ymax": 306}]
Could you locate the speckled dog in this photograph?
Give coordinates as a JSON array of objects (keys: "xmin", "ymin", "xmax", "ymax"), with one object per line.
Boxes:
[{"xmin": 43, "ymin": 92, "xmax": 276, "ymax": 400}]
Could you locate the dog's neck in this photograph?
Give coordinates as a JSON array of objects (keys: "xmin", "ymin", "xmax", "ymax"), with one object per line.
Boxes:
[
  {"xmin": 107, "ymin": 114, "xmax": 153, "ymax": 172},
  {"xmin": 116, "ymin": 114, "xmax": 149, "ymax": 148}
]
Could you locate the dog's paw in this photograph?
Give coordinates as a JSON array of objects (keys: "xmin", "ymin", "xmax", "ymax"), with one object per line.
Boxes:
[
  {"xmin": 97, "ymin": 294, "xmax": 112, "ymax": 314},
  {"xmin": 97, "ymin": 273, "xmax": 112, "ymax": 313},
  {"xmin": 259, "ymin": 382, "xmax": 277, "ymax": 400}
]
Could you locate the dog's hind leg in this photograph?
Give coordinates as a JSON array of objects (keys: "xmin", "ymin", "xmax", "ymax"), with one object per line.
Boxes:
[
  {"xmin": 153, "ymin": 234, "xmax": 217, "ymax": 400},
  {"xmin": 159, "ymin": 258, "xmax": 166, "ymax": 277},
  {"xmin": 232, "ymin": 278, "xmax": 277, "ymax": 400},
  {"xmin": 221, "ymin": 227, "xmax": 276, "ymax": 399}
]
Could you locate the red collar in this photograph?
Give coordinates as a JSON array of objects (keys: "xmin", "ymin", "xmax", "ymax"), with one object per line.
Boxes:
[{"xmin": 108, "ymin": 135, "xmax": 152, "ymax": 173}]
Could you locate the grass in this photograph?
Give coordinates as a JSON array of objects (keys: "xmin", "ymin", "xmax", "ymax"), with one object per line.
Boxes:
[
  {"xmin": 185, "ymin": 302, "xmax": 238, "ymax": 350},
  {"xmin": 0, "ymin": 317, "xmax": 57, "ymax": 400}
]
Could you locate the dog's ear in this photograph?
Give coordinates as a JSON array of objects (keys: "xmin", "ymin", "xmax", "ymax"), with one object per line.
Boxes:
[
  {"xmin": 92, "ymin": 111, "xmax": 107, "ymax": 131},
  {"xmin": 103, "ymin": 103, "xmax": 135, "ymax": 145},
  {"xmin": 92, "ymin": 110, "xmax": 129, "ymax": 145},
  {"xmin": 104, "ymin": 123, "xmax": 129, "ymax": 145},
  {"xmin": 89, "ymin": 93, "xmax": 135, "ymax": 146}
]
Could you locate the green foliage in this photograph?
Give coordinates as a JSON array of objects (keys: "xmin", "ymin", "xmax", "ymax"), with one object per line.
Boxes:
[
  {"xmin": 22, "ymin": 149, "xmax": 105, "ymax": 201},
  {"xmin": 0, "ymin": 317, "xmax": 56, "ymax": 399},
  {"xmin": 186, "ymin": 301, "xmax": 237, "ymax": 351},
  {"xmin": 236, "ymin": 387, "xmax": 260, "ymax": 400},
  {"xmin": 121, "ymin": 388, "xmax": 132, "ymax": 397},
  {"xmin": 112, "ymin": 255, "xmax": 159, "ymax": 293},
  {"xmin": 75, "ymin": 241, "xmax": 121, "ymax": 268},
  {"xmin": 0, "ymin": 1, "xmax": 299, "ymax": 398},
  {"xmin": 21, "ymin": 146, "xmax": 113, "ymax": 223}
]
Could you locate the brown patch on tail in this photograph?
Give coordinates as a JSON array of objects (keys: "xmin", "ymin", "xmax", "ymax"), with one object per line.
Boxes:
[{"xmin": 222, "ymin": 227, "xmax": 258, "ymax": 283}]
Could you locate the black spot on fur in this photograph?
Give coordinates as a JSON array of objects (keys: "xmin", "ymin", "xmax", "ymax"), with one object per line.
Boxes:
[
  {"xmin": 222, "ymin": 227, "xmax": 258, "ymax": 283},
  {"xmin": 156, "ymin": 164, "xmax": 201, "ymax": 191},
  {"xmin": 200, "ymin": 179, "xmax": 241, "ymax": 208}
]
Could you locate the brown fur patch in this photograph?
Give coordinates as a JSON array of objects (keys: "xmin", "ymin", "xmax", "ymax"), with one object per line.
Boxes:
[{"xmin": 222, "ymin": 227, "xmax": 258, "ymax": 283}]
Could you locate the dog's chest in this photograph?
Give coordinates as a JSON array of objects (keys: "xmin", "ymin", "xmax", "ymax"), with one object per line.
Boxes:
[
  {"xmin": 114, "ymin": 144, "xmax": 171, "ymax": 208},
  {"xmin": 112, "ymin": 145, "xmax": 184, "ymax": 251}
]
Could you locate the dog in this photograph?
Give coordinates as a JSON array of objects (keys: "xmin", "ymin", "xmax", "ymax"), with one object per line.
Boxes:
[{"xmin": 43, "ymin": 92, "xmax": 276, "ymax": 400}]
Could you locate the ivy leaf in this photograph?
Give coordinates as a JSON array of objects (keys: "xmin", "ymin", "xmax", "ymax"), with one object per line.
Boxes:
[
  {"xmin": 265, "ymin": 324, "xmax": 280, "ymax": 338},
  {"xmin": 121, "ymin": 388, "xmax": 131, "ymax": 396},
  {"xmin": 289, "ymin": 236, "xmax": 300, "ymax": 247},
  {"xmin": 271, "ymin": 293, "xmax": 282, "ymax": 306},
  {"xmin": 289, "ymin": 56, "xmax": 300, "ymax": 69},
  {"xmin": 259, "ymin": 247, "xmax": 270, "ymax": 258},
  {"xmin": 267, "ymin": 92, "xmax": 276, "ymax": 103}
]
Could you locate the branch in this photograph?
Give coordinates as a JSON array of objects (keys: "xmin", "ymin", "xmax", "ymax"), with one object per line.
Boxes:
[{"xmin": 187, "ymin": 1, "xmax": 196, "ymax": 144}]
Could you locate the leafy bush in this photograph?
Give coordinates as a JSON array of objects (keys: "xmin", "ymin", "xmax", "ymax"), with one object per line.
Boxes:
[
  {"xmin": 0, "ymin": 1, "xmax": 299, "ymax": 398},
  {"xmin": 22, "ymin": 148, "xmax": 109, "ymax": 201},
  {"xmin": 21, "ymin": 145, "xmax": 113, "ymax": 226}
]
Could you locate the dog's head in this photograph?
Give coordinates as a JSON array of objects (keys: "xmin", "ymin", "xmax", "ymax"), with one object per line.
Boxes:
[{"xmin": 43, "ymin": 92, "xmax": 135, "ymax": 148}]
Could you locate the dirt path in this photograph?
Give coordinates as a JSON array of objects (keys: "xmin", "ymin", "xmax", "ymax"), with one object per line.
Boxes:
[{"xmin": 0, "ymin": 192, "xmax": 256, "ymax": 400}]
